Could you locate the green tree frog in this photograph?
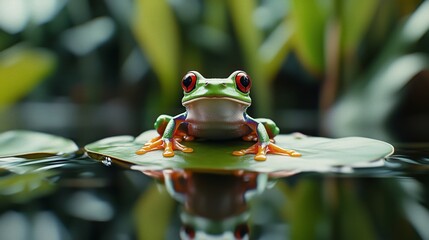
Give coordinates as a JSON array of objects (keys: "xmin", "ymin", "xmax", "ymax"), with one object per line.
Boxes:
[{"xmin": 136, "ymin": 71, "xmax": 301, "ymax": 161}]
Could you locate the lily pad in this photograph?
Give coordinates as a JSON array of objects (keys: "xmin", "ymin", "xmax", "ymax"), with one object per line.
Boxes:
[
  {"xmin": 0, "ymin": 130, "xmax": 79, "ymax": 158},
  {"xmin": 85, "ymin": 130, "xmax": 394, "ymax": 173}
]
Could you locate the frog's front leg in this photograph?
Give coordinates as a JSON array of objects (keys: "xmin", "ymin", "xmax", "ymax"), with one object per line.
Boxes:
[
  {"xmin": 136, "ymin": 113, "xmax": 193, "ymax": 157},
  {"xmin": 233, "ymin": 116, "xmax": 301, "ymax": 161}
]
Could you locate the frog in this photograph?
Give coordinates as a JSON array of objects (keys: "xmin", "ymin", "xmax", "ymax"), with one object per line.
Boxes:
[{"xmin": 136, "ymin": 70, "xmax": 301, "ymax": 161}]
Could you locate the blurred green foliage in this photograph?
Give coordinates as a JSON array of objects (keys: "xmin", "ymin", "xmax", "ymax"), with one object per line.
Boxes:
[
  {"xmin": 0, "ymin": 0, "xmax": 427, "ymax": 141},
  {"xmin": 277, "ymin": 176, "xmax": 429, "ymax": 240},
  {"xmin": 0, "ymin": 2, "xmax": 428, "ymax": 238},
  {"xmin": 133, "ymin": 182, "xmax": 175, "ymax": 240},
  {"xmin": 0, "ymin": 46, "xmax": 55, "ymax": 106}
]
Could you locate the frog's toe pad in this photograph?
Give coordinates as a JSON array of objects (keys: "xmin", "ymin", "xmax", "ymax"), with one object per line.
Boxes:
[
  {"xmin": 268, "ymin": 143, "xmax": 301, "ymax": 157},
  {"xmin": 162, "ymin": 150, "xmax": 175, "ymax": 157},
  {"xmin": 254, "ymin": 154, "xmax": 267, "ymax": 161},
  {"xmin": 232, "ymin": 150, "xmax": 246, "ymax": 156},
  {"xmin": 136, "ymin": 137, "xmax": 193, "ymax": 157},
  {"xmin": 289, "ymin": 151, "xmax": 301, "ymax": 157},
  {"xmin": 136, "ymin": 138, "xmax": 164, "ymax": 155},
  {"xmin": 232, "ymin": 142, "xmax": 301, "ymax": 161}
]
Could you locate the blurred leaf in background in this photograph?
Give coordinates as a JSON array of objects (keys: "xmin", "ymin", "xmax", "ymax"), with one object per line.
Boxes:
[
  {"xmin": 0, "ymin": 45, "xmax": 55, "ymax": 107},
  {"xmin": 134, "ymin": 182, "xmax": 175, "ymax": 239},
  {"xmin": 132, "ymin": 0, "xmax": 180, "ymax": 109},
  {"xmin": 287, "ymin": 0, "xmax": 429, "ymax": 140},
  {"xmin": 326, "ymin": 1, "xmax": 429, "ymax": 140},
  {"xmin": 0, "ymin": 0, "xmax": 427, "ymax": 143},
  {"xmin": 289, "ymin": 0, "xmax": 327, "ymax": 74},
  {"xmin": 0, "ymin": 0, "xmax": 66, "ymax": 34},
  {"xmin": 131, "ymin": 0, "xmax": 294, "ymax": 116},
  {"xmin": 279, "ymin": 177, "xmax": 429, "ymax": 240}
]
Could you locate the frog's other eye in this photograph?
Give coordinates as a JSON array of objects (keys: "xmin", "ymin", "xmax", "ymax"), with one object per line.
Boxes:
[
  {"xmin": 235, "ymin": 72, "xmax": 251, "ymax": 93},
  {"xmin": 182, "ymin": 72, "xmax": 197, "ymax": 93},
  {"xmin": 181, "ymin": 225, "xmax": 196, "ymax": 239},
  {"xmin": 234, "ymin": 224, "xmax": 249, "ymax": 239}
]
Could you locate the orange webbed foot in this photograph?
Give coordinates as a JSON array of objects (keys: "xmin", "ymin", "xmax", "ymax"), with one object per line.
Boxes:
[
  {"xmin": 233, "ymin": 141, "xmax": 301, "ymax": 161},
  {"xmin": 136, "ymin": 136, "xmax": 193, "ymax": 157}
]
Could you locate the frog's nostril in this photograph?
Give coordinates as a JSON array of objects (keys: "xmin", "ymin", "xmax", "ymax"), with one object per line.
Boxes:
[{"xmin": 204, "ymin": 82, "xmax": 209, "ymax": 86}]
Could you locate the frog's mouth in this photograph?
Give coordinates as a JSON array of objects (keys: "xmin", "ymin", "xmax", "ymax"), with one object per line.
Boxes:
[{"xmin": 182, "ymin": 97, "xmax": 251, "ymax": 107}]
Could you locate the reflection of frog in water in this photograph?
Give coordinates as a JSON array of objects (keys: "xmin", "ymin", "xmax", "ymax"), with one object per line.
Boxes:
[
  {"xmin": 136, "ymin": 71, "xmax": 301, "ymax": 161},
  {"xmin": 143, "ymin": 170, "xmax": 270, "ymax": 239}
]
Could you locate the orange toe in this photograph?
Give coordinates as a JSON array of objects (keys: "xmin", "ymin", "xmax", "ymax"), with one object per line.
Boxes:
[
  {"xmin": 233, "ymin": 141, "xmax": 300, "ymax": 161},
  {"xmin": 136, "ymin": 136, "xmax": 193, "ymax": 157}
]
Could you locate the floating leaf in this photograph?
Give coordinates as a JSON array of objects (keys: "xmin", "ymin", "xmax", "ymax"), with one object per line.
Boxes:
[
  {"xmin": 85, "ymin": 130, "xmax": 393, "ymax": 173},
  {"xmin": 0, "ymin": 130, "xmax": 79, "ymax": 158}
]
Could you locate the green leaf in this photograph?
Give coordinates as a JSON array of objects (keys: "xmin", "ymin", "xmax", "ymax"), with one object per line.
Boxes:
[
  {"xmin": 0, "ymin": 130, "xmax": 79, "ymax": 158},
  {"xmin": 132, "ymin": 0, "xmax": 180, "ymax": 105},
  {"xmin": 368, "ymin": 1, "xmax": 429, "ymax": 76},
  {"xmin": 290, "ymin": 0, "xmax": 328, "ymax": 73},
  {"xmin": 227, "ymin": 0, "xmax": 262, "ymax": 72},
  {"xmin": 329, "ymin": 54, "xmax": 429, "ymax": 139},
  {"xmin": 0, "ymin": 45, "xmax": 56, "ymax": 105},
  {"xmin": 340, "ymin": 0, "xmax": 378, "ymax": 53},
  {"xmin": 328, "ymin": 2, "xmax": 429, "ymax": 139},
  {"xmin": 260, "ymin": 21, "xmax": 294, "ymax": 81},
  {"xmin": 227, "ymin": 0, "xmax": 271, "ymax": 115},
  {"xmin": 85, "ymin": 130, "xmax": 393, "ymax": 173}
]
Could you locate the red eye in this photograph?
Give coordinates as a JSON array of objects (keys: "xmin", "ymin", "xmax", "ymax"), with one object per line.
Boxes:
[
  {"xmin": 182, "ymin": 72, "xmax": 197, "ymax": 93},
  {"xmin": 182, "ymin": 225, "xmax": 195, "ymax": 239},
  {"xmin": 234, "ymin": 224, "xmax": 249, "ymax": 239},
  {"xmin": 235, "ymin": 72, "xmax": 251, "ymax": 93}
]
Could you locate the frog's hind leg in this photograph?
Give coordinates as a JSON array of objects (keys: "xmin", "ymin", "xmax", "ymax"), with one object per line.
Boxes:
[
  {"xmin": 242, "ymin": 132, "xmax": 258, "ymax": 142},
  {"xmin": 174, "ymin": 122, "xmax": 195, "ymax": 142},
  {"xmin": 242, "ymin": 132, "xmax": 275, "ymax": 143}
]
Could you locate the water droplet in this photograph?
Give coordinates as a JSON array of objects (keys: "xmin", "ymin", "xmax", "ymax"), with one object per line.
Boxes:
[{"xmin": 101, "ymin": 157, "xmax": 112, "ymax": 167}]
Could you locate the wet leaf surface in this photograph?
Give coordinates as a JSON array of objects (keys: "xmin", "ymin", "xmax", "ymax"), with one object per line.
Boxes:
[
  {"xmin": 0, "ymin": 130, "xmax": 79, "ymax": 158},
  {"xmin": 85, "ymin": 130, "xmax": 394, "ymax": 173}
]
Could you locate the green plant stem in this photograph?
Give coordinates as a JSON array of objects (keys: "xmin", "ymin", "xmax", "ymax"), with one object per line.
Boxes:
[{"xmin": 320, "ymin": 17, "xmax": 341, "ymax": 131}]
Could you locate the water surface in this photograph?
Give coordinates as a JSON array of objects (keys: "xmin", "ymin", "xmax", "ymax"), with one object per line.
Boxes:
[{"xmin": 0, "ymin": 143, "xmax": 428, "ymax": 239}]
